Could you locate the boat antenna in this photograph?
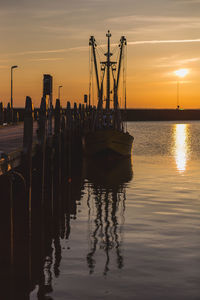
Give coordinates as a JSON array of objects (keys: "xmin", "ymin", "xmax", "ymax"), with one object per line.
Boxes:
[{"xmin": 106, "ymin": 30, "xmax": 112, "ymax": 110}]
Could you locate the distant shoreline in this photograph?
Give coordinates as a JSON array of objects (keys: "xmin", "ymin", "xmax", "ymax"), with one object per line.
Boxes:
[
  {"xmin": 121, "ymin": 109, "xmax": 200, "ymax": 121},
  {"xmin": 13, "ymin": 107, "xmax": 200, "ymax": 121}
]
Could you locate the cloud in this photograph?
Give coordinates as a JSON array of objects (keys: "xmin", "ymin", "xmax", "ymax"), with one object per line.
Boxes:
[
  {"xmin": 1, "ymin": 46, "xmax": 88, "ymax": 58},
  {"xmin": 129, "ymin": 38, "xmax": 200, "ymax": 45},
  {"xmin": 30, "ymin": 57, "xmax": 65, "ymax": 62},
  {"xmin": 154, "ymin": 55, "xmax": 200, "ymax": 69},
  {"xmin": 173, "ymin": 0, "xmax": 200, "ymax": 3},
  {"xmin": 32, "ymin": 10, "xmax": 70, "ymax": 19},
  {"xmin": 107, "ymin": 14, "xmax": 200, "ymax": 35},
  {"xmin": 178, "ymin": 57, "xmax": 200, "ymax": 64},
  {"xmin": 108, "ymin": 15, "xmax": 200, "ymax": 24}
]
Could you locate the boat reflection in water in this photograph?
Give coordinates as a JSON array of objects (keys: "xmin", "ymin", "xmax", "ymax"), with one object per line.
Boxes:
[
  {"xmin": 173, "ymin": 124, "xmax": 189, "ymax": 173},
  {"xmin": 83, "ymin": 157, "xmax": 133, "ymax": 275}
]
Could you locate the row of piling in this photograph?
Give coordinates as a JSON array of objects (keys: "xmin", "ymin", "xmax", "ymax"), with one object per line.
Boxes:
[
  {"xmin": 0, "ymin": 95, "xmax": 86, "ymax": 299},
  {"xmin": 0, "ymin": 98, "xmax": 97, "ymax": 127},
  {"xmin": 0, "ymin": 95, "xmax": 98, "ymax": 175}
]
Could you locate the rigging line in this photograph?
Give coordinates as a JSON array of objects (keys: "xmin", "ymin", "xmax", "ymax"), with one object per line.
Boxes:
[
  {"xmin": 90, "ymin": 47, "xmax": 95, "ymax": 106},
  {"xmin": 95, "ymin": 41, "xmax": 105, "ymax": 56},
  {"xmin": 125, "ymin": 45, "xmax": 128, "ymax": 131},
  {"xmin": 92, "ymin": 63, "xmax": 94, "ymax": 106},
  {"xmin": 121, "ymin": 43, "xmax": 126, "ymax": 130},
  {"xmin": 111, "ymin": 44, "xmax": 119, "ymax": 55},
  {"xmin": 96, "ymin": 48, "xmax": 102, "ymax": 67},
  {"xmin": 89, "ymin": 46, "xmax": 91, "ymax": 106},
  {"xmin": 90, "ymin": 48, "xmax": 94, "ymax": 106},
  {"xmin": 95, "ymin": 47, "xmax": 104, "ymax": 87}
]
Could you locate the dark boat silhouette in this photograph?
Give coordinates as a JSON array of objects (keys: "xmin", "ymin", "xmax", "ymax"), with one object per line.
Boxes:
[{"xmin": 82, "ymin": 31, "xmax": 134, "ymax": 157}]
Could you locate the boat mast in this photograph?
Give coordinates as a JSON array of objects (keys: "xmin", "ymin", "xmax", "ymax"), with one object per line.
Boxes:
[
  {"xmin": 116, "ymin": 36, "xmax": 126, "ymax": 94},
  {"xmin": 89, "ymin": 36, "xmax": 101, "ymax": 108},
  {"xmin": 106, "ymin": 30, "xmax": 112, "ymax": 110}
]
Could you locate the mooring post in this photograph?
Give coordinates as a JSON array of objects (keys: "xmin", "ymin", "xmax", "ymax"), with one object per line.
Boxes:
[
  {"xmin": 47, "ymin": 101, "xmax": 53, "ymax": 137},
  {"xmin": 13, "ymin": 109, "xmax": 17, "ymax": 123},
  {"xmin": 54, "ymin": 98, "xmax": 61, "ymax": 136},
  {"xmin": 78, "ymin": 103, "xmax": 82, "ymax": 130},
  {"xmin": 34, "ymin": 108, "xmax": 38, "ymax": 121},
  {"xmin": 74, "ymin": 102, "xmax": 78, "ymax": 132},
  {"xmin": 37, "ymin": 97, "xmax": 47, "ymax": 206},
  {"xmin": 22, "ymin": 96, "xmax": 34, "ymax": 286},
  {"xmin": 0, "ymin": 102, "xmax": 4, "ymax": 125},
  {"xmin": 23, "ymin": 96, "xmax": 33, "ymax": 152},
  {"xmin": 81, "ymin": 104, "xmax": 85, "ymax": 133},
  {"xmin": 37, "ymin": 97, "xmax": 47, "ymax": 147},
  {"xmin": 66, "ymin": 101, "xmax": 72, "ymax": 130},
  {"xmin": 7, "ymin": 103, "xmax": 11, "ymax": 124}
]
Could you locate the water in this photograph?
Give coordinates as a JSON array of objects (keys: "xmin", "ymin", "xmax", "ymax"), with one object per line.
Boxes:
[{"xmin": 1, "ymin": 121, "xmax": 200, "ymax": 299}]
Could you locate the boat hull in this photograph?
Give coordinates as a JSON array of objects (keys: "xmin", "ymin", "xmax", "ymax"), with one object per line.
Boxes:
[{"xmin": 82, "ymin": 129, "xmax": 133, "ymax": 156}]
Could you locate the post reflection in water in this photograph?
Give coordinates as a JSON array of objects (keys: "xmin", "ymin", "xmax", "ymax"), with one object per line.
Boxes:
[
  {"xmin": 84, "ymin": 157, "xmax": 133, "ymax": 275},
  {"xmin": 0, "ymin": 137, "xmax": 84, "ymax": 300},
  {"xmin": 0, "ymin": 140, "xmax": 132, "ymax": 298},
  {"xmin": 174, "ymin": 124, "xmax": 189, "ymax": 173}
]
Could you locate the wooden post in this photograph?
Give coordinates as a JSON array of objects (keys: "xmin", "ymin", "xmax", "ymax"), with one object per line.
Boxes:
[
  {"xmin": 34, "ymin": 108, "xmax": 38, "ymax": 121},
  {"xmin": 16, "ymin": 111, "xmax": 19, "ymax": 123},
  {"xmin": 0, "ymin": 102, "xmax": 4, "ymax": 125},
  {"xmin": 37, "ymin": 97, "xmax": 47, "ymax": 146},
  {"xmin": 73, "ymin": 102, "xmax": 78, "ymax": 132},
  {"xmin": 78, "ymin": 104, "xmax": 82, "ymax": 130},
  {"xmin": 54, "ymin": 98, "xmax": 61, "ymax": 136},
  {"xmin": 23, "ymin": 96, "xmax": 33, "ymax": 152},
  {"xmin": 66, "ymin": 101, "xmax": 72, "ymax": 130},
  {"xmin": 7, "ymin": 103, "xmax": 11, "ymax": 124},
  {"xmin": 13, "ymin": 109, "xmax": 17, "ymax": 123},
  {"xmin": 22, "ymin": 96, "xmax": 34, "ymax": 289}
]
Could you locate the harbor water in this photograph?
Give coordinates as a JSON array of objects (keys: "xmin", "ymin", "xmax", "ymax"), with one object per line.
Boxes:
[{"xmin": 1, "ymin": 121, "xmax": 200, "ymax": 299}]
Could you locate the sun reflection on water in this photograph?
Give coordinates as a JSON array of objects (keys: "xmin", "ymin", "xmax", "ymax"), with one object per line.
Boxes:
[{"xmin": 174, "ymin": 124, "xmax": 189, "ymax": 173}]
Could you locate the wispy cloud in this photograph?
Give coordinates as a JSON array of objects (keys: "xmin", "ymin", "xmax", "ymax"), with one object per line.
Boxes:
[
  {"xmin": 174, "ymin": 0, "xmax": 200, "ymax": 3},
  {"xmin": 178, "ymin": 57, "xmax": 200, "ymax": 64},
  {"xmin": 6, "ymin": 46, "xmax": 88, "ymax": 57},
  {"xmin": 154, "ymin": 55, "xmax": 200, "ymax": 69},
  {"xmin": 32, "ymin": 10, "xmax": 70, "ymax": 19},
  {"xmin": 129, "ymin": 38, "xmax": 200, "ymax": 45},
  {"xmin": 107, "ymin": 14, "xmax": 200, "ymax": 33},
  {"xmin": 4, "ymin": 39, "xmax": 200, "ymax": 59},
  {"xmin": 108, "ymin": 15, "xmax": 200, "ymax": 24},
  {"xmin": 30, "ymin": 58, "xmax": 65, "ymax": 62}
]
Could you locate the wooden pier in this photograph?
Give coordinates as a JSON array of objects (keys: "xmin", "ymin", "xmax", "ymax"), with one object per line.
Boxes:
[
  {"xmin": 0, "ymin": 94, "xmax": 92, "ymax": 298},
  {"xmin": 0, "ymin": 96, "xmax": 96, "ymax": 176}
]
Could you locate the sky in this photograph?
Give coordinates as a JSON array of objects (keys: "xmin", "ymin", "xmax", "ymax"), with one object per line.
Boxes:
[{"xmin": 1, "ymin": 0, "xmax": 200, "ymax": 108}]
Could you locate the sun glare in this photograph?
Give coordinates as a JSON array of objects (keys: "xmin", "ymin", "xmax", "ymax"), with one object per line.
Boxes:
[
  {"xmin": 174, "ymin": 68, "xmax": 189, "ymax": 78},
  {"xmin": 174, "ymin": 124, "xmax": 189, "ymax": 172}
]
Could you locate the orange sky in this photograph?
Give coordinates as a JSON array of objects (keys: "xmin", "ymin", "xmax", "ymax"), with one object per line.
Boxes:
[{"xmin": 1, "ymin": 0, "xmax": 200, "ymax": 108}]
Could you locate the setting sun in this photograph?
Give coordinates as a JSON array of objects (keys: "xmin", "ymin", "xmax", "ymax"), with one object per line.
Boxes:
[{"xmin": 174, "ymin": 69, "xmax": 189, "ymax": 78}]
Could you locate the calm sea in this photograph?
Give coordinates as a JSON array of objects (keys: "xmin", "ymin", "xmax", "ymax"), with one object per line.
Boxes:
[{"xmin": 19, "ymin": 122, "xmax": 200, "ymax": 299}]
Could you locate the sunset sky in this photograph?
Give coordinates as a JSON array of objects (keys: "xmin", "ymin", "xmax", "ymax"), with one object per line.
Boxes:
[{"xmin": 1, "ymin": 0, "xmax": 200, "ymax": 108}]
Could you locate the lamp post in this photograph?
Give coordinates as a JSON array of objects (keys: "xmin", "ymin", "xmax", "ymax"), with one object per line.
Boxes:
[
  {"xmin": 58, "ymin": 85, "xmax": 63, "ymax": 100},
  {"xmin": 11, "ymin": 65, "xmax": 18, "ymax": 121},
  {"xmin": 177, "ymin": 80, "xmax": 180, "ymax": 109},
  {"xmin": 174, "ymin": 68, "xmax": 188, "ymax": 110}
]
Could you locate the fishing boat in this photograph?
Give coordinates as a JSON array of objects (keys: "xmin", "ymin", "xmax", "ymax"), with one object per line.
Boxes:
[{"xmin": 82, "ymin": 31, "xmax": 134, "ymax": 157}]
